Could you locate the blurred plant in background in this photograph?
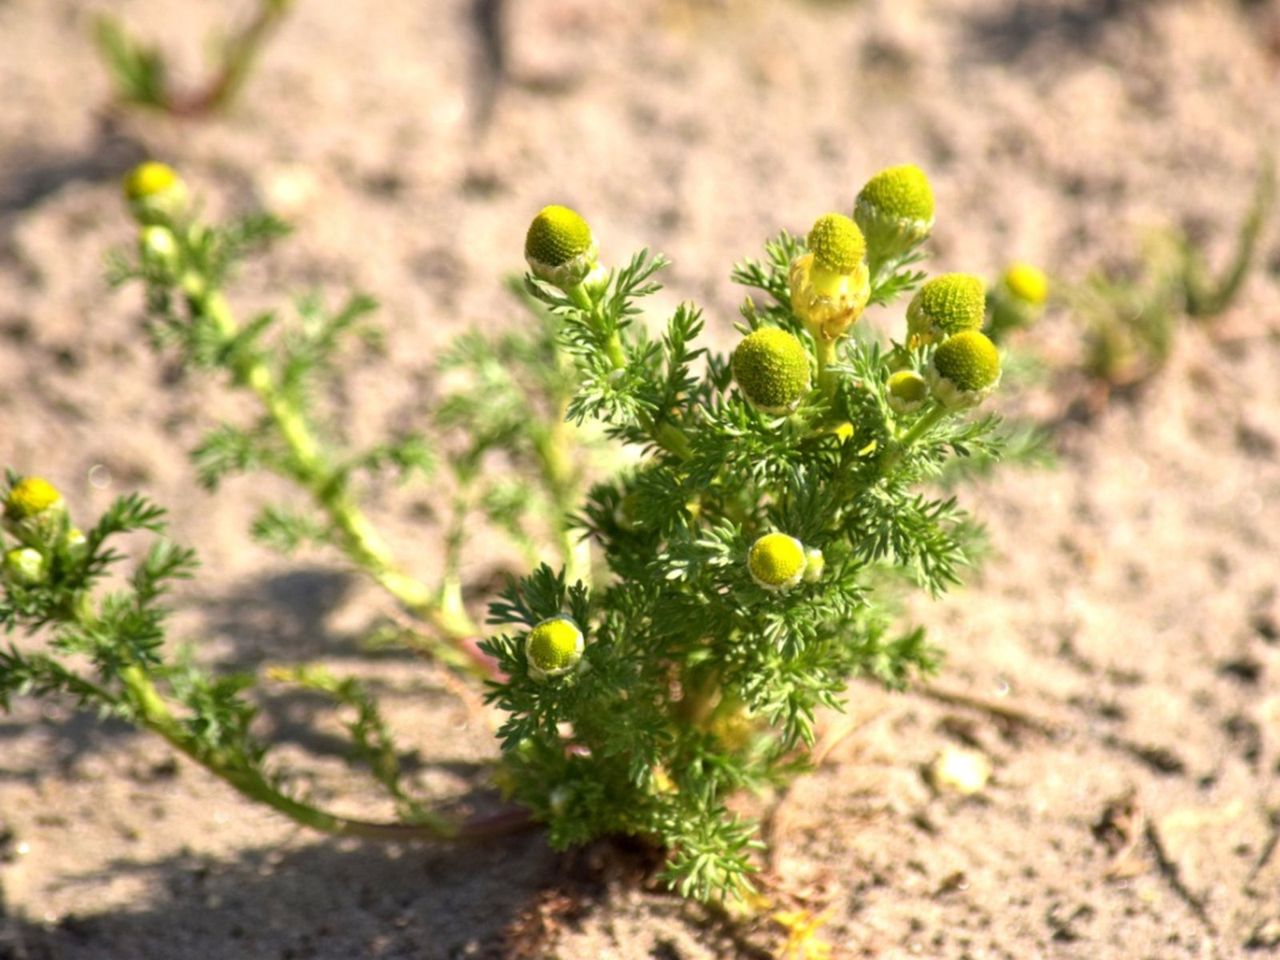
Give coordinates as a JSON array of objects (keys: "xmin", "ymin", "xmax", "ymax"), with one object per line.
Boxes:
[
  {"xmin": 1070, "ymin": 153, "xmax": 1274, "ymax": 390},
  {"xmin": 94, "ymin": 0, "xmax": 294, "ymax": 117}
]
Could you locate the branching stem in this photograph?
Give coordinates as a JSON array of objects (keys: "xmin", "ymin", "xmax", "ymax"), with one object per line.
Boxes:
[
  {"xmin": 871, "ymin": 403, "xmax": 949, "ymax": 480},
  {"xmin": 189, "ymin": 288, "xmax": 490, "ymax": 677},
  {"xmin": 567, "ymin": 282, "xmax": 692, "ymax": 461},
  {"xmin": 116, "ymin": 664, "xmax": 529, "ymax": 841}
]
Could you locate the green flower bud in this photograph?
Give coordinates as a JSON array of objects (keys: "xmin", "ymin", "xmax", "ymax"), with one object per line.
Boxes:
[
  {"xmin": 731, "ymin": 328, "xmax": 812, "ymax": 414},
  {"xmin": 747, "ymin": 532, "xmax": 807, "ymax": 593},
  {"xmin": 886, "ymin": 369, "xmax": 929, "ymax": 414},
  {"xmin": 790, "ymin": 213, "xmax": 870, "ymax": 341},
  {"xmin": 61, "ymin": 527, "xmax": 88, "ymax": 565},
  {"xmin": 123, "ymin": 161, "xmax": 188, "ymax": 225},
  {"xmin": 548, "ymin": 784, "xmax": 574, "ymax": 816},
  {"xmin": 1002, "ymin": 262, "xmax": 1048, "ymax": 306},
  {"xmin": 854, "ymin": 165, "xmax": 936, "ymax": 270},
  {"xmin": 906, "ymin": 273, "xmax": 986, "ymax": 346},
  {"xmin": 525, "ymin": 616, "xmax": 585, "ymax": 681},
  {"xmin": 802, "ymin": 547, "xmax": 825, "ymax": 583},
  {"xmin": 524, "ymin": 205, "xmax": 599, "ymax": 290},
  {"xmin": 139, "ymin": 225, "xmax": 180, "ymax": 274},
  {"xmin": 4, "ymin": 547, "xmax": 46, "ymax": 587},
  {"xmin": 928, "ymin": 330, "xmax": 1002, "ymax": 408}
]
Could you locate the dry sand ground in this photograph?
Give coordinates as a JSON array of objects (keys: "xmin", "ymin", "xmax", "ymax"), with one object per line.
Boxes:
[{"xmin": 2, "ymin": 0, "xmax": 1280, "ymax": 957}]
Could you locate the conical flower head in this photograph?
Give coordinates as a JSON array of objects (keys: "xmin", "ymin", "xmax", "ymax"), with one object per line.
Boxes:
[
  {"xmin": 855, "ymin": 164, "xmax": 936, "ymax": 269},
  {"xmin": 1002, "ymin": 262, "xmax": 1049, "ymax": 306},
  {"xmin": 525, "ymin": 616, "xmax": 585, "ymax": 681},
  {"xmin": 5, "ymin": 477, "xmax": 62, "ymax": 520},
  {"xmin": 732, "ymin": 328, "xmax": 811, "ymax": 414},
  {"xmin": 122, "ymin": 161, "xmax": 188, "ymax": 225},
  {"xmin": 4, "ymin": 476, "xmax": 68, "ymax": 547},
  {"xmin": 525, "ymin": 205, "xmax": 599, "ymax": 290},
  {"xmin": 886, "ymin": 369, "xmax": 929, "ymax": 413},
  {"xmin": 928, "ymin": 330, "xmax": 1002, "ymax": 408},
  {"xmin": 790, "ymin": 213, "xmax": 870, "ymax": 341},
  {"xmin": 807, "ymin": 213, "xmax": 866, "ymax": 277},
  {"xmin": 906, "ymin": 273, "xmax": 986, "ymax": 346},
  {"xmin": 747, "ymin": 532, "xmax": 807, "ymax": 592}
]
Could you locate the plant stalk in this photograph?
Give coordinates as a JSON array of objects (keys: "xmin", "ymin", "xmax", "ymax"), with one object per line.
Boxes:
[
  {"xmin": 815, "ymin": 336, "xmax": 840, "ymax": 400},
  {"xmin": 567, "ymin": 282, "xmax": 692, "ymax": 460},
  {"xmin": 191, "ymin": 289, "xmax": 490, "ymax": 677},
  {"xmin": 117, "ymin": 664, "xmax": 528, "ymax": 842}
]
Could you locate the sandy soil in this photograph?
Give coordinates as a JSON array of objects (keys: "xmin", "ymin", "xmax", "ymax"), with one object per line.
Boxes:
[{"xmin": 2, "ymin": 0, "xmax": 1279, "ymax": 957}]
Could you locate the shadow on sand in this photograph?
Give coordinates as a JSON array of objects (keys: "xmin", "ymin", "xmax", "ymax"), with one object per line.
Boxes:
[{"xmin": 2, "ymin": 832, "xmax": 562, "ymax": 960}]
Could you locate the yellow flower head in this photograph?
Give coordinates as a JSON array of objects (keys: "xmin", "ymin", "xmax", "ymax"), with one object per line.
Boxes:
[
  {"xmin": 5, "ymin": 477, "xmax": 62, "ymax": 520},
  {"xmin": 525, "ymin": 205, "xmax": 599, "ymax": 289},
  {"xmin": 731, "ymin": 328, "xmax": 811, "ymax": 415},
  {"xmin": 122, "ymin": 161, "xmax": 189, "ymax": 226},
  {"xmin": 747, "ymin": 532, "xmax": 807, "ymax": 593},
  {"xmin": 773, "ymin": 908, "xmax": 835, "ymax": 960},
  {"xmin": 886, "ymin": 369, "xmax": 929, "ymax": 414},
  {"xmin": 525, "ymin": 616, "xmax": 585, "ymax": 681},
  {"xmin": 807, "ymin": 213, "xmax": 866, "ymax": 276},
  {"xmin": 123, "ymin": 162, "xmax": 181, "ymax": 201},
  {"xmin": 906, "ymin": 273, "xmax": 986, "ymax": 346},
  {"xmin": 790, "ymin": 213, "xmax": 870, "ymax": 341},
  {"xmin": 857, "ymin": 164, "xmax": 935, "ymax": 223},
  {"xmin": 855, "ymin": 164, "xmax": 936, "ymax": 268},
  {"xmin": 928, "ymin": 330, "xmax": 1002, "ymax": 408},
  {"xmin": 1002, "ymin": 262, "xmax": 1049, "ymax": 306}
]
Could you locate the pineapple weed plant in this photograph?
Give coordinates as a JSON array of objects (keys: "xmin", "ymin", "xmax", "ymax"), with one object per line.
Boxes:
[{"xmin": 0, "ymin": 161, "xmax": 1013, "ymax": 902}]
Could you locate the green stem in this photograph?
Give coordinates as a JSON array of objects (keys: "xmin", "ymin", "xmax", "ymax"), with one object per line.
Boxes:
[
  {"xmin": 677, "ymin": 668, "xmax": 723, "ymax": 729},
  {"xmin": 896, "ymin": 403, "xmax": 948, "ymax": 449},
  {"xmin": 567, "ymin": 284, "xmax": 626, "ymax": 369},
  {"xmin": 532, "ymin": 405, "xmax": 592, "ymax": 586},
  {"xmin": 880, "ymin": 403, "xmax": 948, "ymax": 476},
  {"xmin": 191, "ymin": 290, "xmax": 488, "ymax": 676},
  {"xmin": 117, "ymin": 664, "xmax": 526, "ymax": 842},
  {"xmin": 565, "ymin": 281, "xmax": 692, "ymax": 461},
  {"xmin": 815, "ymin": 336, "xmax": 840, "ymax": 400}
]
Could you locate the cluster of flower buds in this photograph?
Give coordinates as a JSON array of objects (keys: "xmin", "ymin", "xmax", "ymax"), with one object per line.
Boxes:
[
  {"xmin": 1, "ymin": 476, "xmax": 84, "ymax": 591},
  {"xmin": 900, "ymin": 272, "xmax": 1003, "ymax": 408},
  {"xmin": 747, "ymin": 532, "xmax": 824, "ymax": 593}
]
